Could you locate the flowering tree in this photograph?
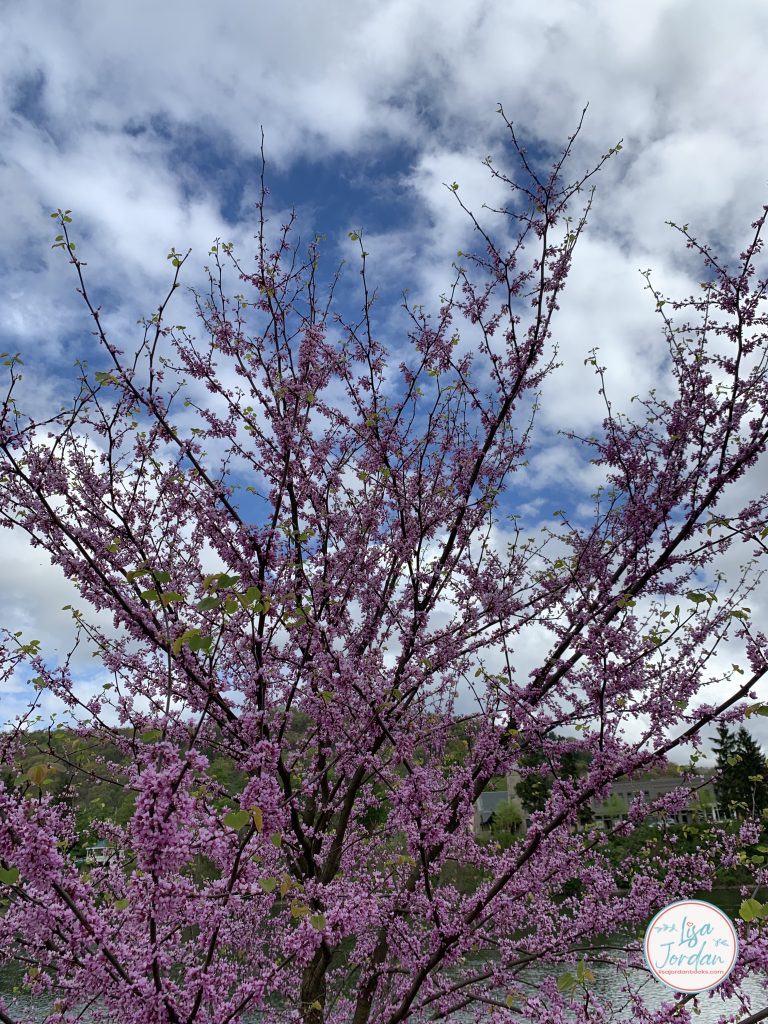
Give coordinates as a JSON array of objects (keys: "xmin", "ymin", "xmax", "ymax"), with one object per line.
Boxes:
[{"xmin": 1, "ymin": 110, "xmax": 768, "ymax": 1024}]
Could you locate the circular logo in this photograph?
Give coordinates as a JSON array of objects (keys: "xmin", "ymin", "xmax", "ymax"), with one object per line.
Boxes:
[{"xmin": 644, "ymin": 900, "xmax": 738, "ymax": 993}]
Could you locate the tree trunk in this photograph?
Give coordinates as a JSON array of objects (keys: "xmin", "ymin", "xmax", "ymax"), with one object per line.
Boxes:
[{"xmin": 300, "ymin": 945, "xmax": 331, "ymax": 1024}]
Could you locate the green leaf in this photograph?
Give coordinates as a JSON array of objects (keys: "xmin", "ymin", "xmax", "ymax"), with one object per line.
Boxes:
[
  {"xmin": 201, "ymin": 571, "xmax": 240, "ymax": 591},
  {"xmin": 241, "ymin": 586, "xmax": 262, "ymax": 606},
  {"xmin": 310, "ymin": 914, "xmax": 326, "ymax": 929},
  {"xmin": 159, "ymin": 592, "xmax": 184, "ymax": 606},
  {"xmin": 556, "ymin": 972, "xmax": 576, "ymax": 993},
  {"xmin": 114, "ymin": 898, "xmax": 129, "ymax": 910},
  {"xmin": 27, "ymin": 764, "xmax": 49, "ymax": 786},
  {"xmin": 197, "ymin": 596, "xmax": 221, "ymax": 611},
  {"xmin": 291, "ymin": 902, "xmax": 311, "ymax": 919},
  {"xmin": 576, "ymin": 959, "xmax": 594, "ymax": 984},
  {"xmin": 739, "ymin": 898, "xmax": 765, "ymax": 922},
  {"xmin": 259, "ymin": 877, "xmax": 278, "ymax": 893},
  {"xmin": 127, "ymin": 566, "xmax": 152, "ymax": 581},
  {"xmin": 687, "ymin": 592, "xmax": 707, "ymax": 604},
  {"xmin": 0, "ymin": 866, "xmax": 20, "ymax": 885},
  {"xmin": 223, "ymin": 810, "xmax": 250, "ymax": 830},
  {"xmin": 140, "ymin": 589, "xmax": 159, "ymax": 602},
  {"xmin": 188, "ymin": 634, "xmax": 212, "ymax": 653},
  {"xmin": 172, "ymin": 628, "xmax": 198, "ymax": 655},
  {"xmin": 251, "ymin": 806, "xmax": 264, "ymax": 832},
  {"xmin": 270, "ymin": 833, "xmax": 282, "ymax": 847}
]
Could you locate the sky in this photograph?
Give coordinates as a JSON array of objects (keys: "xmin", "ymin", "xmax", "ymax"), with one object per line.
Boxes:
[{"xmin": 1, "ymin": 0, "xmax": 767, "ymax": 757}]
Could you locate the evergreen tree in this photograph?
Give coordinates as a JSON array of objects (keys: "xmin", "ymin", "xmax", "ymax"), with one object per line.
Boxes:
[
  {"xmin": 734, "ymin": 726, "xmax": 768, "ymax": 818},
  {"xmin": 490, "ymin": 801, "xmax": 523, "ymax": 845},
  {"xmin": 712, "ymin": 723, "xmax": 739, "ymax": 813},
  {"xmin": 713, "ymin": 723, "xmax": 768, "ymax": 819},
  {"xmin": 515, "ymin": 753, "xmax": 551, "ymax": 814}
]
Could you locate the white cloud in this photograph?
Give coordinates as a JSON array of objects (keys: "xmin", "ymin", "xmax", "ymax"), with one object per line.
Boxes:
[{"xmin": 1, "ymin": 0, "xmax": 767, "ymax": 744}]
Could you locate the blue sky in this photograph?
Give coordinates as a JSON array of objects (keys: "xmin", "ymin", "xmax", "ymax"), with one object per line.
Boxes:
[{"xmin": 1, "ymin": 0, "xmax": 768, "ymax": 754}]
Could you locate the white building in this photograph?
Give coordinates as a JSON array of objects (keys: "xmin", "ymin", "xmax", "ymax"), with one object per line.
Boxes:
[{"xmin": 84, "ymin": 839, "xmax": 124, "ymax": 865}]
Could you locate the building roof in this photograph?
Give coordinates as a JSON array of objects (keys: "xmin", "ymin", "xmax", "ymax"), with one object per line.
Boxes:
[{"xmin": 476, "ymin": 790, "xmax": 510, "ymax": 823}]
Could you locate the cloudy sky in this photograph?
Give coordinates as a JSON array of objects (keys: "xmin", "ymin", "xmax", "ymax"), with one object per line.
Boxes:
[{"xmin": 1, "ymin": 0, "xmax": 767, "ymax": 755}]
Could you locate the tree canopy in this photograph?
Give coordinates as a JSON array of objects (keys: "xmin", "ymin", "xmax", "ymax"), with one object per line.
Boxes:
[{"xmin": 1, "ymin": 110, "xmax": 768, "ymax": 1024}]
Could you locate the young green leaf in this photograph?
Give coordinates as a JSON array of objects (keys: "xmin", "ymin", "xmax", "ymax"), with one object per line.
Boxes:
[
  {"xmin": 223, "ymin": 810, "xmax": 251, "ymax": 830},
  {"xmin": 740, "ymin": 898, "xmax": 766, "ymax": 922}
]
